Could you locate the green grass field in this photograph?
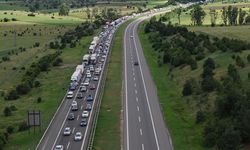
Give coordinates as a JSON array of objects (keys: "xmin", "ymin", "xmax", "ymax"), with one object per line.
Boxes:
[
  {"xmin": 138, "ymin": 15, "xmax": 250, "ymax": 149},
  {"xmin": 0, "ymin": 30, "xmax": 97, "ymax": 150},
  {"xmin": 92, "ymin": 20, "xmax": 132, "ymax": 150},
  {"xmin": 165, "ymin": 1, "xmax": 250, "ymax": 25}
]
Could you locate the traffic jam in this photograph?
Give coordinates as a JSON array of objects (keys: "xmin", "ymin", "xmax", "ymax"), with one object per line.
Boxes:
[{"xmin": 54, "ymin": 16, "xmax": 131, "ymax": 150}]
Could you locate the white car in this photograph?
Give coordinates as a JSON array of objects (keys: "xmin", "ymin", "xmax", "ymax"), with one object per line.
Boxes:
[
  {"xmin": 74, "ymin": 132, "xmax": 82, "ymax": 141},
  {"xmin": 83, "ymin": 81, "xmax": 89, "ymax": 86},
  {"xmin": 67, "ymin": 91, "xmax": 73, "ymax": 99},
  {"xmin": 63, "ymin": 127, "xmax": 71, "ymax": 136},
  {"xmin": 55, "ymin": 145, "xmax": 64, "ymax": 150},
  {"xmin": 82, "ymin": 111, "xmax": 89, "ymax": 118},
  {"xmin": 93, "ymin": 76, "xmax": 99, "ymax": 81},
  {"xmin": 86, "ymin": 73, "xmax": 91, "ymax": 78}
]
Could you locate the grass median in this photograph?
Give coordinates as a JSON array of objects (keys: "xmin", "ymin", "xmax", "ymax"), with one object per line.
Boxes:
[{"xmin": 92, "ymin": 21, "xmax": 132, "ymax": 150}]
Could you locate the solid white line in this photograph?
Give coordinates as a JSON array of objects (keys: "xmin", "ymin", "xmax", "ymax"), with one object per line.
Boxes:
[
  {"xmin": 132, "ymin": 20, "xmax": 160, "ymax": 150},
  {"xmin": 72, "ymin": 127, "xmax": 75, "ymax": 134},
  {"xmin": 140, "ymin": 128, "xmax": 143, "ymax": 135},
  {"xmin": 142, "ymin": 144, "xmax": 145, "ymax": 150},
  {"xmin": 77, "ymin": 115, "xmax": 80, "ymax": 121},
  {"xmin": 133, "ymin": 77, "xmax": 135, "ymax": 81},
  {"xmin": 134, "ymin": 83, "xmax": 136, "ymax": 87},
  {"xmin": 137, "ymin": 106, "xmax": 140, "ymax": 112},
  {"xmin": 135, "ymin": 90, "xmax": 137, "ymax": 94},
  {"xmin": 138, "ymin": 116, "xmax": 141, "ymax": 123},
  {"xmin": 133, "ymin": 72, "xmax": 135, "ymax": 76},
  {"xmin": 81, "ymin": 105, "xmax": 83, "ymax": 110},
  {"xmin": 66, "ymin": 142, "xmax": 70, "ymax": 150},
  {"xmin": 136, "ymin": 97, "xmax": 138, "ymax": 102}
]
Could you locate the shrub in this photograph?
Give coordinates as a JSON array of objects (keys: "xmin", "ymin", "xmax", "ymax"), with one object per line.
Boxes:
[
  {"xmin": 11, "ymin": 18, "xmax": 17, "ymax": 21},
  {"xmin": 10, "ymin": 105, "xmax": 17, "ymax": 111},
  {"xmin": 3, "ymin": 107, "xmax": 12, "ymax": 117},
  {"xmin": 6, "ymin": 126, "xmax": 14, "ymax": 134},
  {"xmin": 196, "ymin": 110, "xmax": 205, "ymax": 123},
  {"xmin": 5, "ymin": 89, "xmax": 19, "ymax": 100},
  {"xmin": 52, "ymin": 58, "xmax": 63, "ymax": 66},
  {"xmin": 37, "ymin": 97, "xmax": 42, "ymax": 103},
  {"xmin": 182, "ymin": 80, "xmax": 192, "ymax": 96},
  {"xmin": 16, "ymin": 82, "xmax": 31, "ymax": 95},
  {"xmin": 2, "ymin": 56, "xmax": 10, "ymax": 62},
  {"xmin": 18, "ymin": 121, "xmax": 29, "ymax": 131},
  {"xmin": 34, "ymin": 81, "xmax": 41, "ymax": 87},
  {"xmin": 3, "ymin": 18, "xmax": 9, "ymax": 22},
  {"xmin": 27, "ymin": 13, "xmax": 35, "ymax": 17}
]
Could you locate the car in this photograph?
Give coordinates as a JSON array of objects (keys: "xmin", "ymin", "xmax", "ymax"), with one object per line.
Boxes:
[
  {"xmin": 80, "ymin": 86, "xmax": 87, "ymax": 92},
  {"xmin": 80, "ymin": 118, "xmax": 87, "ymax": 127},
  {"xmin": 89, "ymin": 84, "xmax": 96, "ymax": 90},
  {"xmin": 85, "ymin": 103, "xmax": 92, "ymax": 110},
  {"xmin": 67, "ymin": 91, "xmax": 74, "ymax": 99},
  {"xmin": 86, "ymin": 94, "xmax": 93, "ymax": 101},
  {"xmin": 134, "ymin": 61, "xmax": 139, "ymax": 66},
  {"xmin": 63, "ymin": 127, "xmax": 71, "ymax": 136},
  {"xmin": 86, "ymin": 73, "xmax": 91, "ymax": 78},
  {"xmin": 71, "ymin": 101, "xmax": 78, "ymax": 111},
  {"xmin": 83, "ymin": 81, "xmax": 90, "ymax": 86},
  {"xmin": 101, "ymin": 58, "xmax": 105, "ymax": 62},
  {"xmin": 82, "ymin": 111, "xmax": 89, "ymax": 118},
  {"xmin": 68, "ymin": 113, "xmax": 75, "ymax": 120},
  {"xmin": 55, "ymin": 145, "xmax": 64, "ymax": 150},
  {"xmin": 90, "ymin": 66, "xmax": 94, "ymax": 72},
  {"xmin": 130, "ymin": 35, "xmax": 134, "ymax": 38},
  {"xmin": 74, "ymin": 132, "xmax": 82, "ymax": 141},
  {"xmin": 77, "ymin": 93, "xmax": 83, "ymax": 99},
  {"xmin": 93, "ymin": 76, "xmax": 99, "ymax": 81},
  {"xmin": 86, "ymin": 70, "xmax": 91, "ymax": 74}
]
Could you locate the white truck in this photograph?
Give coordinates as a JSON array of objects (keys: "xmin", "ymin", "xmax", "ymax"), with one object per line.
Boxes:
[
  {"xmin": 83, "ymin": 54, "xmax": 90, "ymax": 65},
  {"xmin": 71, "ymin": 70, "xmax": 82, "ymax": 82},
  {"xmin": 76, "ymin": 64, "xmax": 84, "ymax": 74}
]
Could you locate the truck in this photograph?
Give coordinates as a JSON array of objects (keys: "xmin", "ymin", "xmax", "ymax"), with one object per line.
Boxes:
[
  {"xmin": 90, "ymin": 53, "xmax": 97, "ymax": 64},
  {"xmin": 83, "ymin": 54, "xmax": 90, "ymax": 65},
  {"xmin": 71, "ymin": 70, "xmax": 82, "ymax": 82},
  {"xmin": 76, "ymin": 64, "xmax": 84, "ymax": 74}
]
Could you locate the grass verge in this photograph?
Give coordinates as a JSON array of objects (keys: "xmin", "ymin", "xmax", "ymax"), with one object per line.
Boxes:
[
  {"xmin": 92, "ymin": 21, "xmax": 132, "ymax": 150},
  {"xmin": 138, "ymin": 22, "xmax": 210, "ymax": 150}
]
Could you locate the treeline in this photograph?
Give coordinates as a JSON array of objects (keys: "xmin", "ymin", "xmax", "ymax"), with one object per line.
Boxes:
[
  {"xmin": 144, "ymin": 17, "xmax": 250, "ymax": 149},
  {"xmin": 144, "ymin": 17, "xmax": 250, "ymax": 69}
]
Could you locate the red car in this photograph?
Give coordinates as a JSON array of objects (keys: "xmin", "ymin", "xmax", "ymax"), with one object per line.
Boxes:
[{"xmin": 90, "ymin": 84, "xmax": 96, "ymax": 90}]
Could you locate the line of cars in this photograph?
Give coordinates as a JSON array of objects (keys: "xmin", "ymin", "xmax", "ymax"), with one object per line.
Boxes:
[{"xmin": 54, "ymin": 17, "xmax": 129, "ymax": 150}]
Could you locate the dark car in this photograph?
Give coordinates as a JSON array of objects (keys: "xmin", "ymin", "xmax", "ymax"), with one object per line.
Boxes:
[
  {"xmin": 86, "ymin": 94, "xmax": 94, "ymax": 101},
  {"xmin": 68, "ymin": 113, "xmax": 75, "ymax": 120},
  {"xmin": 134, "ymin": 61, "xmax": 139, "ymax": 66},
  {"xmin": 77, "ymin": 93, "xmax": 83, "ymax": 99},
  {"xmin": 80, "ymin": 118, "xmax": 87, "ymax": 127}
]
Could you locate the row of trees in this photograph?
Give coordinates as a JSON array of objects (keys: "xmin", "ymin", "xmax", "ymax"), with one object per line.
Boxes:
[{"xmin": 221, "ymin": 6, "xmax": 248, "ymax": 25}]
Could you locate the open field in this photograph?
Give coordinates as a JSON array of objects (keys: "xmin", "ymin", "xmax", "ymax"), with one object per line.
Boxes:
[
  {"xmin": 0, "ymin": 30, "xmax": 97, "ymax": 149},
  {"xmin": 92, "ymin": 20, "xmax": 132, "ymax": 150},
  {"xmin": 165, "ymin": 1, "xmax": 250, "ymax": 25}
]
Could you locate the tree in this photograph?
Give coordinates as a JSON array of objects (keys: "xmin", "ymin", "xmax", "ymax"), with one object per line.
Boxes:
[
  {"xmin": 190, "ymin": 5, "xmax": 206, "ymax": 26},
  {"xmin": 92, "ymin": 8, "xmax": 98, "ymax": 20},
  {"xmin": 209, "ymin": 9, "xmax": 218, "ymax": 26},
  {"xmin": 59, "ymin": 3, "xmax": 69, "ymax": 16},
  {"xmin": 3, "ymin": 107, "xmax": 11, "ymax": 117},
  {"xmin": 247, "ymin": 54, "xmax": 250, "ymax": 63},
  {"xmin": 182, "ymin": 80, "xmax": 192, "ymax": 96},
  {"xmin": 238, "ymin": 8, "xmax": 246, "ymax": 25},
  {"xmin": 222, "ymin": 7, "xmax": 228, "ymax": 25},
  {"xmin": 86, "ymin": 7, "xmax": 91, "ymax": 21},
  {"xmin": 232, "ymin": 7, "xmax": 238, "ymax": 25},
  {"xmin": 227, "ymin": 6, "xmax": 233, "ymax": 25},
  {"xmin": 176, "ymin": 8, "xmax": 182, "ymax": 24}
]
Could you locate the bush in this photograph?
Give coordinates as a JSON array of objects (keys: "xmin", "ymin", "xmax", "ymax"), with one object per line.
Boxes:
[
  {"xmin": 6, "ymin": 126, "xmax": 14, "ymax": 134},
  {"xmin": 11, "ymin": 18, "xmax": 17, "ymax": 21},
  {"xmin": 2, "ymin": 56, "xmax": 10, "ymax": 62},
  {"xmin": 52, "ymin": 58, "xmax": 63, "ymax": 66},
  {"xmin": 37, "ymin": 97, "xmax": 42, "ymax": 103},
  {"xmin": 196, "ymin": 110, "xmax": 205, "ymax": 124},
  {"xmin": 5, "ymin": 89, "xmax": 19, "ymax": 100},
  {"xmin": 3, "ymin": 18, "xmax": 9, "ymax": 22},
  {"xmin": 10, "ymin": 105, "xmax": 17, "ymax": 111},
  {"xmin": 34, "ymin": 81, "xmax": 41, "ymax": 87},
  {"xmin": 3, "ymin": 107, "xmax": 12, "ymax": 117},
  {"xmin": 182, "ymin": 80, "xmax": 192, "ymax": 96},
  {"xmin": 16, "ymin": 82, "xmax": 31, "ymax": 95},
  {"xmin": 18, "ymin": 121, "xmax": 29, "ymax": 132},
  {"xmin": 27, "ymin": 13, "xmax": 35, "ymax": 17}
]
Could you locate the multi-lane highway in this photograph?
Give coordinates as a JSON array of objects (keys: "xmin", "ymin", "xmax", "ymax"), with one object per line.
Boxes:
[
  {"xmin": 123, "ymin": 13, "xmax": 174, "ymax": 150},
  {"xmin": 36, "ymin": 21, "xmax": 121, "ymax": 150}
]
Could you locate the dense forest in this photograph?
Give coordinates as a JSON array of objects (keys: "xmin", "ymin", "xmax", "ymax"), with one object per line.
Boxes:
[{"xmin": 144, "ymin": 17, "xmax": 250, "ymax": 150}]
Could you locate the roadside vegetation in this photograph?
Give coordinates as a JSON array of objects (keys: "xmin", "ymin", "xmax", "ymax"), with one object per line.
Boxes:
[{"xmin": 139, "ymin": 11, "xmax": 250, "ymax": 150}]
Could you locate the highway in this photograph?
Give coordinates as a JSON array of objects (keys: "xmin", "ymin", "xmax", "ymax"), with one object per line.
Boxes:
[
  {"xmin": 123, "ymin": 12, "xmax": 174, "ymax": 150},
  {"xmin": 36, "ymin": 22, "xmax": 120, "ymax": 150}
]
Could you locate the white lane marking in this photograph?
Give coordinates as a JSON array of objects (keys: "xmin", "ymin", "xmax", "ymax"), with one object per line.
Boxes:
[
  {"xmin": 50, "ymin": 107, "xmax": 71, "ymax": 150},
  {"xmin": 133, "ymin": 72, "xmax": 135, "ymax": 76},
  {"xmin": 72, "ymin": 127, "xmax": 75, "ymax": 134},
  {"xmin": 135, "ymin": 90, "xmax": 137, "ymax": 94},
  {"xmin": 66, "ymin": 142, "xmax": 70, "ymax": 149},
  {"xmin": 136, "ymin": 97, "xmax": 138, "ymax": 102},
  {"xmin": 133, "ymin": 77, "xmax": 135, "ymax": 81},
  {"xmin": 138, "ymin": 116, "xmax": 141, "ymax": 123},
  {"xmin": 137, "ymin": 106, "xmax": 140, "ymax": 112},
  {"xmin": 140, "ymin": 128, "xmax": 143, "ymax": 135},
  {"xmin": 134, "ymin": 83, "xmax": 136, "ymax": 87},
  {"xmin": 142, "ymin": 144, "xmax": 145, "ymax": 150},
  {"xmin": 81, "ymin": 105, "xmax": 83, "ymax": 110},
  {"xmin": 77, "ymin": 115, "xmax": 80, "ymax": 120},
  {"xmin": 132, "ymin": 20, "xmax": 160, "ymax": 150}
]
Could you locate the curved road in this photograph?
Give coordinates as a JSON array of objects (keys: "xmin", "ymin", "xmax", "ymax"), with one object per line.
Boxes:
[{"xmin": 123, "ymin": 14, "xmax": 173, "ymax": 150}]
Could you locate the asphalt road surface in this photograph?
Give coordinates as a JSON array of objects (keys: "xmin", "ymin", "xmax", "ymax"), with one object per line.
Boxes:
[{"xmin": 123, "ymin": 13, "xmax": 174, "ymax": 150}]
